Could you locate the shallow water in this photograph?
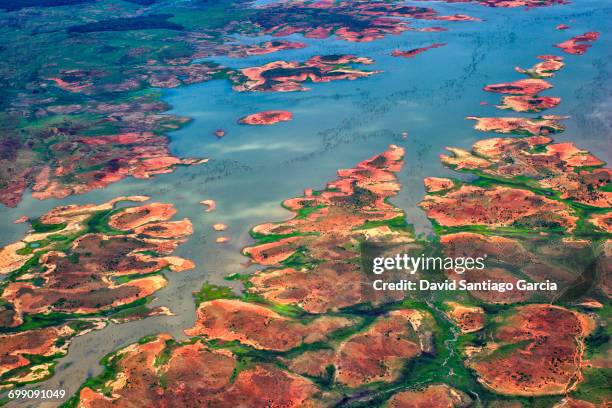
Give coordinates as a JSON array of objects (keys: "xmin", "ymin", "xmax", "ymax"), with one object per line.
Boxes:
[{"xmin": 1, "ymin": 0, "xmax": 611, "ymax": 406}]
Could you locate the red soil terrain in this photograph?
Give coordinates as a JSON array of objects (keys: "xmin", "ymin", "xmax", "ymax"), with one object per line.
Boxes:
[
  {"xmin": 227, "ymin": 40, "xmax": 306, "ymax": 57},
  {"xmin": 555, "ymin": 32, "xmax": 600, "ymax": 55},
  {"xmin": 285, "ymin": 349, "xmax": 336, "ymax": 377},
  {"xmin": 423, "ymin": 177, "xmax": 455, "ymax": 193},
  {"xmin": 77, "ymin": 335, "xmax": 320, "ymax": 407},
  {"xmin": 467, "ymin": 305, "xmax": 594, "ymax": 396},
  {"xmin": 253, "ymin": 1, "xmax": 478, "ymax": 43},
  {"xmin": 1, "ymin": 126, "xmax": 207, "ymax": 208},
  {"xmin": 3, "ymin": 237, "xmax": 168, "ymax": 316},
  {"xmin": 483, "ymin": 55, "xmax": 564, "ymax": 116},
  {"xmin": 1, "ymin": 58, "xmax": 222, "ymax": 207},
  {"xmin": 475, "ymin": 63, "xmax": 566, "ymax": 130},
  {"xmin": 212, "ymin": 223, "xmax": 228, "ymax": 231},
  {"xmin": 483, "ymin": 78, "xmax": 552, "ymax": 96},
  {"xmin": 233, "ymin": 147, "xmax": 440, "ymax": 386},
  {"xmin": 63, "ymin": 127, "xmax": 610, "ymax": 405},
  {"xmin": 0, "ymin": 0, "xmax": 482, "ymax": 211},
  {"xmin": 441, "ymin": 233, "xmax": 534, "ymax": 266},
  {"xmin": 0, "ymin": 326, "xmax": 76, "ymax": 384},
  {"xmin": 46, "ymin": 61, "xmax": 221, "ymax": 94},
  {"xmin": 69, "ymin": 146, "xmax": 441, "ymax": 406},
  {"xmin": 334, "ymin": 310, "xmax": 432, "ymax": 387},
  {"xmin": 589, "ymin": 212, "xmax": 612, "ymax": 233},
  {"xmin": 442, "ymin": 235, "xmax": 596, "ymax": 304},
  {"xmin": 421, "ymin": 50, "xmax": 612, "ymax": 310},
  {"xmin": 439, "ymin": 136, "xmax": 611, "ymax": 207},
  {"xmin": 184, "ymin": 302, "xmax": 433, "ymax": 388},
  {"xmin": 238, "ymin": 110, "xmax": 293, "ymax": 125},
  {"xmin": 555, "ymin": 398, "xmax": 600, "ymax": 408},
  {"xmin": 386, "ymin": 384, "xmax": 472, "ymax": 407},
  {"xmin": 199, "ymin": 199, "xmax": 216, "ymax": 212},
  {"xmin": 33, "ymin": 132, "xmax": 207, "ymax": 202},
  {"xmin": 0, "ymin": 197, "xmax": 194, "ymax": 386},
  {"xmin": 3, "ymin": 0, "xmax": 457, "ymax": 211},
  {"xmin": 109, "ymin": 202, "xmax": 178, "ymax": 230},
  {"xmin": 443, "ymin": 302, "xmax": 485, "ymax": 333},
  {"xmin": 420, "ymin": 184, "xmax": 578, "ymax": 231},
  {"xmin": 0, "ymin": 0, "xmax": 484, "ymax": 210},
  {"xmin": 497, "ymin": 95, "xmax": 561, "ymax": 112},
  {"xmin": 515, "ymin": 55, "xmax": 565, "ymax": 78},
  {"xmin": 184, "ymin": 299, "xmax": 355, "ymax": 351},
  {"xmin": 231, "ymin": 55, "xmax": 380, "ymax": 92},
  {"xmin": 467, "ymin": 116, "xmax": 566, "ymax": 135},
  {"xmin": 2, "ymin": 199, "xmax": 193, "ymax": 318},
  {"xmin": 416, "ymin": 0, "xmax": 568, "ymax": 8},
  {"xmin": 391, "ymin": 43, "xmax": 446, "ymax": 58},
  {"xmin": 439, "ymin": 232, "xmax": 590, "ymax": 303},
  {"xmin": 244, "ymin": 145, "xmax": 413, "ymax": 313},
  {"xmin": 0, "ymin": 90, "xmax": 213, "ymax": 206}
]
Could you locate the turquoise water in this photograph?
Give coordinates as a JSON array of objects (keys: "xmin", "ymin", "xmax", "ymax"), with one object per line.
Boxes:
[{"xmin": 1, "ymin": 1, "xmax": 610, "ymax": 405}]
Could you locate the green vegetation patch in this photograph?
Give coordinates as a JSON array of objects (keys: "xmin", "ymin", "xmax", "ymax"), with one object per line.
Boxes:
[
  {"xmin": 68, "ymin": 14, "xmax": 184, "ymax": 33},
  {"xmin": 194, "ymin": 283, "xmax": 237, "ymax": 305},
  {"xmin": 0, "ymin": 0, "xmax": 94, "ymax": 12},
  {"xmin": 31, "ymin": 219, "xmax": 67, "ymax": 233}
]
